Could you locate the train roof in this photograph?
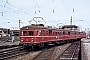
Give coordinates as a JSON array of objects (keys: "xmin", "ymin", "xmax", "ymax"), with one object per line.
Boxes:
[
  {"xmin": 20, "ymin": 24, "xmax": 80, "ymax": 32},
  {"xmin": 21, "ymin": 25, "xmax": 47, "ymax": 29},
  {"xmin": 61, "ymin": 25, "xmax": 78, "ymax": 29}
]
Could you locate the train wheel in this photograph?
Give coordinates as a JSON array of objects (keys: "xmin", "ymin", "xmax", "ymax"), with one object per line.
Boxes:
[
  {"xmin": 31, "ymin": 46, "xmax": 34, "ymax": 50},
  {"xmin": 38, "ymin": 43, "xmax": 44, "ymax": 49},
  {"xmin": 31, "ymin": 45, "xmax": 39, "ymax": 51},
  {"xmin": 55, "ymin": 41, "xmax": 60, "ymax": 46},
  {"xmin": 22, "ymin": 45, "xmax": 27, "ymax": 50},
  {"xmin": 44, "ymin": 43, "xmax": 49, "ymax": 49}
]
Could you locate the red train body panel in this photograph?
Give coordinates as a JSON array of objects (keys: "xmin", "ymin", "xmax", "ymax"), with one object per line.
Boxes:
[{"xmin": 20, "ymin": 24, "xmax": 86, "ymax": 48}]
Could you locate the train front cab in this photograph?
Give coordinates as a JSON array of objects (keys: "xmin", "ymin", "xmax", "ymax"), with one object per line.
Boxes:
[
  {"xmin": 20, "ymin": 28, "xmax": 50, "ymax": 49},
  {"xmin": 20, "ymin": 29, "xmax": 38, "ymax": 49}
]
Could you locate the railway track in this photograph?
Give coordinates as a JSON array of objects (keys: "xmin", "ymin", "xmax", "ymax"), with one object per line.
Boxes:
[
  {"xmin": 56, "ymin": 41, "xmax": 80, "ymax": 60},
  {"xmin": 32, "ymin": 47, "xmax": 56, "ymax": 60},
  {"xmin": 0, "ymin": 46, "xmax": 28, "ymax": 60},
  {"xmin": 32, "ymin": 43, "xmax": 71, "ymax": 60},
  {"xmin": 32, "ymin": 41, "xmax": 80, "ymax": 60},
  {"xmin": 0, "ymin": 41, "xmax": 80, "ymax": 60}
]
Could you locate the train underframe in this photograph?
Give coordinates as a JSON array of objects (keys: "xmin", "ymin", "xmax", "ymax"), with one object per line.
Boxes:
[{"xmin": 19, "ymin": 38, "xmax": 82, "ymax": 50}]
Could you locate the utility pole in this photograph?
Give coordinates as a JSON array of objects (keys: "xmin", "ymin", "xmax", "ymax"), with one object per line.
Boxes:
[
  {"xmin": 70, "ymin": 16, "xmax": 72, "ymax": 30},
  {"xmin": 19, "ymin": 20, "xmax": 21, "ymax": 29},
  {"xmin": 70, "ymin": 16, "xmax": 72, "ymax": 25}
]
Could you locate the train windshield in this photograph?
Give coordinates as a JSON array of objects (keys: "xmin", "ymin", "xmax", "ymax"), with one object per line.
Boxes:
[
  {"xmin": 22, "ymin": 31, "xmax": 27, "ymax": 36},
  {"xmin": 28, "ymin": 31, "xmax": 33, "ymax": 36},
  {"xmin": 22, "ymin": 31, "xmax": 33, "ymax": 36}
]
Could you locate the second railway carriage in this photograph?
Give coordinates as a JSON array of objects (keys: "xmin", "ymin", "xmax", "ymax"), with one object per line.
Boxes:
[{"xmin": 20, "ymin": 24, "xmax": 86, "ymax": 49}]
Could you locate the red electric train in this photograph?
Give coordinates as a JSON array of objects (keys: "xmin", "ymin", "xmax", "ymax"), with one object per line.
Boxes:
[{"xmin": 19, "ymin": 24, "xmax": 86, "ymax": 49}]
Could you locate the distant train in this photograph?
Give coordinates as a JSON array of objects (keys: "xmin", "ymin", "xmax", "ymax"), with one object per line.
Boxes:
[{"xmin": 19, "ymin": 24, "xmax": 86, "ymax": 49}]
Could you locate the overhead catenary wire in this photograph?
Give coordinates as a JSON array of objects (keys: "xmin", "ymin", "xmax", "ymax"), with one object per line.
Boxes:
[
  {"xmin": 0, "ymin": 1, "xmax": 33, "ymax": 22},
  {"xmin": 68, "ymin": 0, "xmax": 75, "ymax": 14},
  {"xmin": 0, "ymin": 1, "xmax": 36, "ymax": 26},
  {"xmin": 33, "ymin": 0, "xmax": 45, "ymax": 12},
  {"xmin": 0, "ymin": 0, "xmax": 74, "ymax": 27},
  {"xmin": 0, "ymin": 4, "xmax": 33, "ymax": 18},
  {"xmin": 61, "ymin": 0, "xmax": 71, "ymax": 16},
  {"xmin": 0, "ymin": 9, "xmax": 29, "ymax": 21},
  {"xmin": 21, "ymin": 0, "xmax": 36, "ymax": 10},
  {"xmin": 22, "ymin": 0, "xmax": 58, "ymax": 23},
  {"xmin": 2, "ymin": 0, "xmax": 33, "ymax": 16},
  {"xmin": 32, "ymin": 0, "xmax": 53, "ymax": 22}
]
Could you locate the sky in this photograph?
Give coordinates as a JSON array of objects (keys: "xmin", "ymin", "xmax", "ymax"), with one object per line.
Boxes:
[{"xmin": 0, "ymin": 0, "xmax": 90, "ymax": 31}]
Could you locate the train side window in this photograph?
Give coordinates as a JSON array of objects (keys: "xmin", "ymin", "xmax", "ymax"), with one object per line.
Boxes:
[
  {"xmin": 60, "ymin": 31, "xmax": 62, "ymax": 35},
  {"xmin": 28, "ymin": 31, "xmax": 33, "ymax": 36},
  {"xmin": 46, "ymin": 31, "xmax": 49, "ymax": 36},
  {"xmin": 56, "ymin": 32, "xmax": 57, "ymax": 36},
  {"xmin": 63, "ymin": 31, "xmax": 65, "ymax": 34},
  {"xmin": 53, "ymin": 32, "xmax": 54, "ymax": 35},
  {"xmin": 68, "ymin": 32, "xmax": 70, "ymax": 35},
  {"xmin": 22, "ymin": 31, "xmax": 27, "ymax": 36},
  {"xmin": 52, "ymin": 31, "xmax": 55, "ymax": 36},
  {"xmin": 37, "ymin": 31, "xmax": 38, "ymax": 36},
  {"xmin": 75, "ymin": 33, "xmax": 76, "ymax": 35},
  {"xmin": 41, "ymin": 30, "xmax": 44, "ymax": 36},
  {"xmin": 56, "ymin": 32, "xmax": 58, "ymax": 36},
  {"xmin": 59, "ymin": 32, "xmax": 61, "ymax": 35},
  {"xmin": 37, "ymin": 30, "xmax": 42, "ymax": 36},
  {"xmin": 58, "ymin": 32, "xmax": 59, "ymax": 36}
]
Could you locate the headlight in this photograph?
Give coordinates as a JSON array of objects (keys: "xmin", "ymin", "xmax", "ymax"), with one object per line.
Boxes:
[
  {"xmin": 31, "ymin": 40, "xmax": 33, "ymax": 42},
  {"xmin": 21, "ymin": 40, "xmax": 23, "ymax": 42}
]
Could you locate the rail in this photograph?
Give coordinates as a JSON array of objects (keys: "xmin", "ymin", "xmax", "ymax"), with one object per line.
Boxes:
[
  {"xmin": 32, "ymin": 47, "xmax": 56, "ymax": 60},
  {"xmin": 0, "ymin": 46, "xmax": 28, "ymax": 60},
  {"xmin": 56, "ymin": 41, "xmax": 80, "ymax": 60}
]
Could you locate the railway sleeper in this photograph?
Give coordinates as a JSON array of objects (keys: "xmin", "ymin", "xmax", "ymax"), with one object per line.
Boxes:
[
  {"xmin": 0, "ymin": 51, "xmax": 27, "ymax": 60},
  {"xmin": 0, "ymin": 51, "xmax": 20, "ymax": 57}
]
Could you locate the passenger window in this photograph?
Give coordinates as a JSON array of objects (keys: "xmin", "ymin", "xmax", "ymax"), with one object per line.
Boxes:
[
  {"xmin": 22, "ymin": 31, "xmax": 27, "ymax": 36},
  {"xmin": 63, "ymin": 31, "xmax": 65, "ymax": 34},
  {"xmin": 56, "ymin": 32, "xmax": 57, "ymax": 36},
  {"xmin": 58, "ymin": 32, "xmax": 59, "ymax": 35},
  {"xmin": 46, "ymin": 31, "xmax": 48, "ymax": 36},
  {"xmin": 68, "ymin": 32, "xmax": 70, "ymax": 35},
  {"xmin": 37, "ymin": 30, "xmax": 41, "ymax": 36},
  {"xmin": 41, "ymin": 30, "xmax": 44, "ymax": 36},
  {"xmin": 28, "ymin": 31, "xmax": 33, "ymax": 36},
  {"xmin": 53, "ymin": 32, "xmax": 54, "ymax": 35}
]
